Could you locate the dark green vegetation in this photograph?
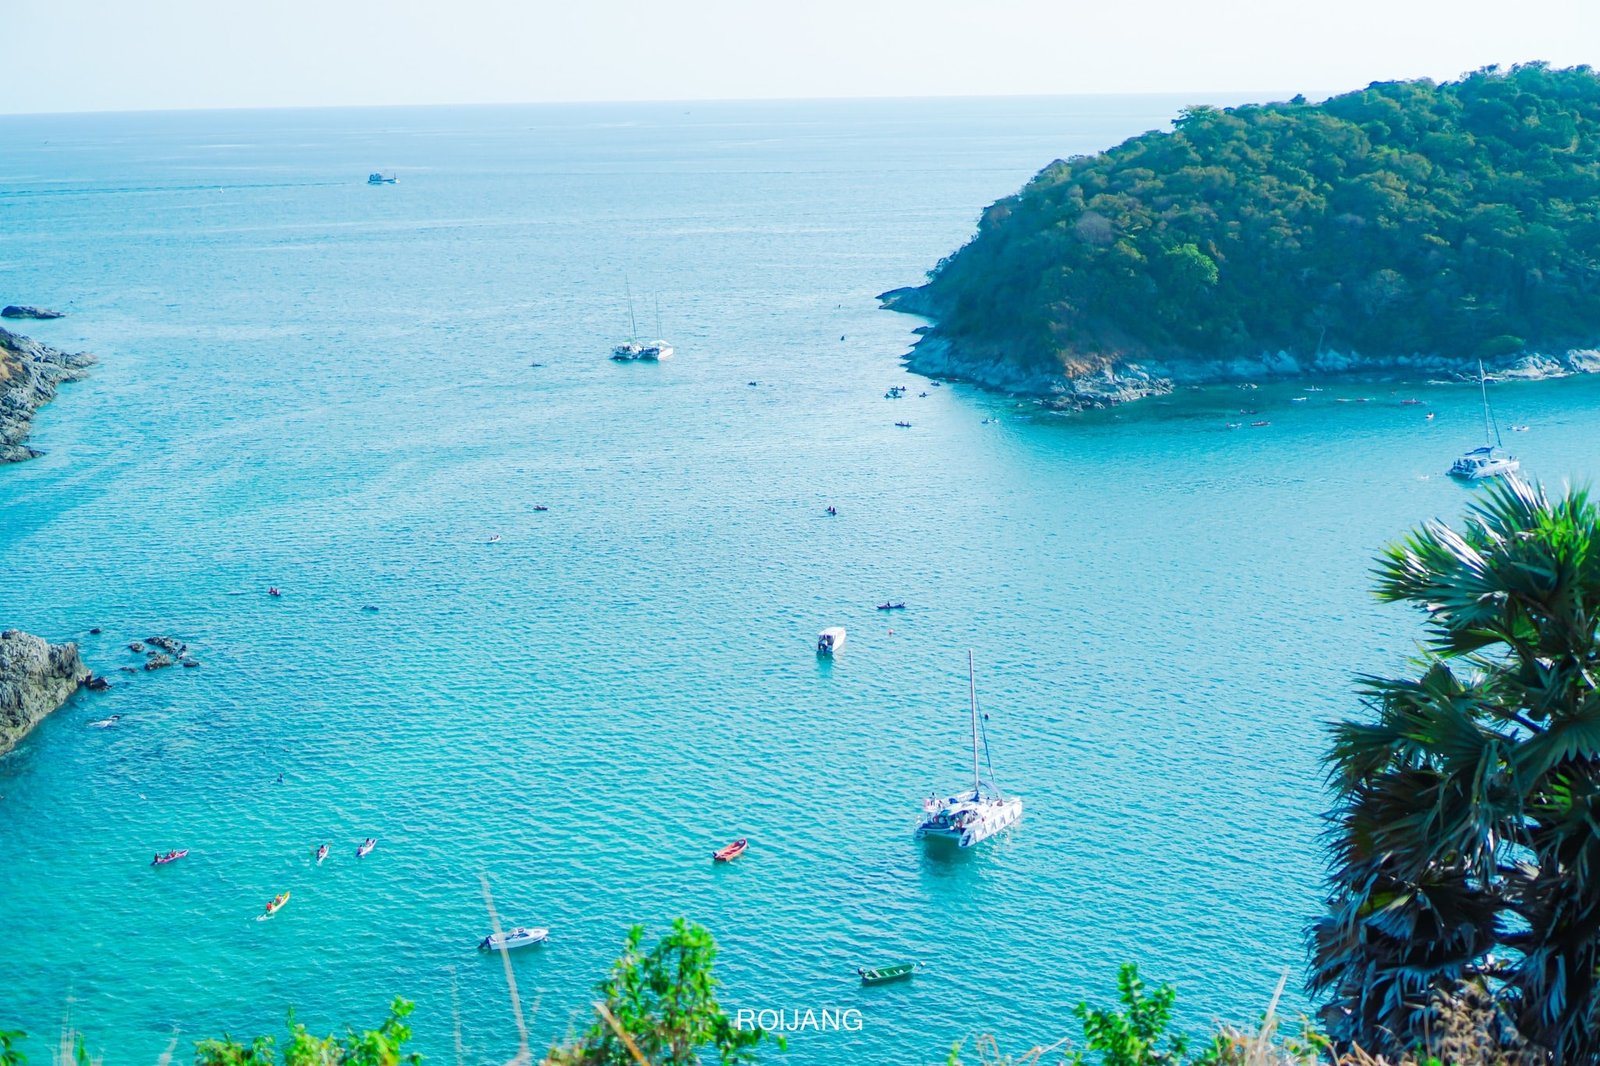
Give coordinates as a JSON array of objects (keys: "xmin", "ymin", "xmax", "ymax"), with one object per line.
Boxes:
[
  {"xmin": 545, "ymin": 918, "xmax": 775, "ymax": 1065},
  {"xmin": 1312, "ymin": 478, "xmax": 1600, "ymax": 1062},
  {"xmin": 189, "ymin": 999, "xmax": 419, "ymax": 1065},
  {"xmin": 911, "ymin": 64, "xmax": 1600, "ymax": 376}
]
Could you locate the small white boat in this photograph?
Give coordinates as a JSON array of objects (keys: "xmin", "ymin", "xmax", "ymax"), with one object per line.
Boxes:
[
  {"xmin": 1449, "ymin": 361, "xmax": 1519, "ymax": 480},
  {"xmin": 356, "ymin": 837, "xmax": 377, "ymax": 858},
  {"xmin": 480, "ymin": 926, "xmax": 549, "ymax": 951},
  {"xmin": 817, "ymin": 627, "xmax": 846, "ymax": 655}
]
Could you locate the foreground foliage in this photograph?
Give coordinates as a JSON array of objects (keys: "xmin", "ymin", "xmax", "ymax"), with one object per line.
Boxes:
[
  {"xmin": 544, "ymin": 918, "xmax": 776, "ymax": 1065},
  {"xmin": 192, "ymin": 998, "xmax": 420, "ymax": 1065},
  {"xmin": 918, "ymin": 64, "xmax": 1600, "ymax": 372},
  {"xmin": 1310, "ymin": 477, "xmax": 1600, "ymax": 1061}
]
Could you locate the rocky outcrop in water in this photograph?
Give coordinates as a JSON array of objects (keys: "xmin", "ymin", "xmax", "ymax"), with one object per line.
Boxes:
[
  {"xmin": 0, "ymin": 630, "xmax": 86, "ymax": 757},
  {"xmin": 2, "ymin": 306, "xmax": 66, "ymax": 320},
  {"xmin": 0, "ymin": 327, "xmax": 94, "ymax": 461}
]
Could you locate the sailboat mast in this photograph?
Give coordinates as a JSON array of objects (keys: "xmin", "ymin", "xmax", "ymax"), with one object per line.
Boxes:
[
  {"xmin": 625, "ymin": 278, "xmax": 637, "ymax": 342},
  {"xmin": 968, "ymin": 650, "xmax": 980, "ymax": 793},
  {"xmin": 1478, "ymin": 360, "xmax": 1498, "ymax": 447},
  {"xmin": 654, "ymin": 294, "xmax": 662, "ymax": 340}
]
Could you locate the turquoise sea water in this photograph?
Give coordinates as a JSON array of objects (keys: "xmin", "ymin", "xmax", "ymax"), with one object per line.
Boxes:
[{"xmin": 3, "ymin": 98, "xmax": 1600, "ymax": 1065}]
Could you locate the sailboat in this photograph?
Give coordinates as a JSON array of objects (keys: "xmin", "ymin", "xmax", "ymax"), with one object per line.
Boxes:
[
  {"xmin": 612, "ymin": 279, "xmax": 645, "ymax": 361},
  {"xmin": 914, "ymin": 652, "xmax": 1023, "ymax": 848},
  {"xmin": 640, "ymin": 295, "xmax": 674, "ymax": 361},
  {"xmin": 611, "ymin": 284, "xmax": 673, "ymax": 361},
  {"xmin": 1448, "ymin": 361, "xmax": 1520, "ymax": 480}
]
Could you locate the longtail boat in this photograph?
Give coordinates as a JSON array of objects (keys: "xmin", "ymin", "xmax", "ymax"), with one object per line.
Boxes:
[
  {"xmin": 712, "ymin": 838, "xmax": 748, "ymax": 862},
  {"xmin": 857, "ymin": 961, "xmax": 922, "ymax": 985},
  {"xmin": 713, "ymin": 832, "xmax": 748, "ymax": 857}
]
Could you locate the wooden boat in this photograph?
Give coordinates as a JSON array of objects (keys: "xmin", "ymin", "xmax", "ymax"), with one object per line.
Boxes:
[
  {"xmin": 151, "ymin": 849, "xmax": 189, "ymax": 866},
  {"xmin": 356, "ymin": 838, "xmax": 377, "ymax": 859},
  {"xmin": 857, "ymin": 961, "xmax": 922, "ymax": 985},
  {"xmin": 713, "ymin": 838, "xmax": 748, "ymax": 862},
  {"xmin": 479, "ymin": 926, "xmax": 549, "ymax": 951},
  {"xmin": 258, "ymin": 891, "xmax": 291, "ymax": 920}
]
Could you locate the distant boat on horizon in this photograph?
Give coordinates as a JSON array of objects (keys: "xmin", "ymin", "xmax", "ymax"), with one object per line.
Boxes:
[{"xmin": 367, "ymin": 172, "xmax": 397, "ymax": 185}]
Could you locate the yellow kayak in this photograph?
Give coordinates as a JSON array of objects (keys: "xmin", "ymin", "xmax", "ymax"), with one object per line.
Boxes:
[{"xmin": 258, "ymin": 891, "xmax": 291, "ymax": 920}]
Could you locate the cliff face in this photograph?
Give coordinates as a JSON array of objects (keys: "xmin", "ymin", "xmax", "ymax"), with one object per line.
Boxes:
[
  {"xmin": 0, "ymin": 326, "xmax": 95, "ymax": 461},
  {"xmin": 0, "ymin": 630, "xmax": 86, "ymax": 757}
]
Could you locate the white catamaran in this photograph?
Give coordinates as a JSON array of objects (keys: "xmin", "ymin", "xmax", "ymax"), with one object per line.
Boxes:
[
  {"xmin": 612, "ymin": 284, "xmax": 674, "ymax": 362},
  {"xmin": 1449, "ymin": 360, "xmax": 1520, "ymax": 480},
  {"xmin": 914, "ymin": 652, "xmax": 1023, "ymax": 848}
]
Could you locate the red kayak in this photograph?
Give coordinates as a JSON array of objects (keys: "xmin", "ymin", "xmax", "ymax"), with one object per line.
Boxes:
[
  {"xmin": 712, "ymin": 838, "xmax": 748, "ymax": 863},
  {"xmin": 151, "ymin": 849, "xmax": 189, "ymax": 866}
]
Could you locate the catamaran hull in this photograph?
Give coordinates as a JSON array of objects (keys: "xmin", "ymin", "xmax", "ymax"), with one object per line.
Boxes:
[
  {"xmin": 915, "ymin": 799, "xmax": 1023, "ymax": 848},
  {"xmin": 1450, "ymin": 460, "xmax": 1520, "ymax": 479}
]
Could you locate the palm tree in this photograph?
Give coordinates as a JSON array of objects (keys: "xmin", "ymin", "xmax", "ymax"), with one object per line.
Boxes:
[{"xmin": 1309, "ymin": 477, "xmax": 1600, "ymax": 1062}]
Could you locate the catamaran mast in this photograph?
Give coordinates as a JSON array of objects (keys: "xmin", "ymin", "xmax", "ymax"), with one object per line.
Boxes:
[
  {"xmin": 1478, "ymin": 359, "xmax": 1493, "ymax": 446},
  {"xmin": 625, "ymin": 277, "xmax": 638, "ymax": 342},
  {"xmin": 968, "ymin": 650, "xmax": 980, "ymax": 793}
]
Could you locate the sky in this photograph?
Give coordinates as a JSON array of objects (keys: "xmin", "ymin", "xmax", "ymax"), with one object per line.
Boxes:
[{"xmin": 3, "ymin": 0, "xmax": 1596, "ymax": 114}]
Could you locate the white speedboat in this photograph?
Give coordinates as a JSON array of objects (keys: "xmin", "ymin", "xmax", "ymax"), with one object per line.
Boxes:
[
  {"xmin": 817, "ymin": 627, "xmax": 846, "ymax": 655},
  {"xmin": 480, "ymin": 926, "xmax": 549, "ymax": 951},
  {"xmin": 915, "ymin": 652, "xmax": 1023, "ymax": 849},
  {"xmin": 1449, "ymin": 361, "xmax": 1519, "ymax": 480}
]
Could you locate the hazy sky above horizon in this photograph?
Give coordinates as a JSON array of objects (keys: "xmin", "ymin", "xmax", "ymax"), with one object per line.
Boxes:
[{"xmin": 4, "ymin": 0, "xmax": 1595, "ymax": 115}]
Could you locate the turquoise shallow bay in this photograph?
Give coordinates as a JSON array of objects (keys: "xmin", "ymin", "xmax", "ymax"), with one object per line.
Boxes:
[{"xmin": 3, "ymin": 98, "xmax": 1599, "ymax": 1063}]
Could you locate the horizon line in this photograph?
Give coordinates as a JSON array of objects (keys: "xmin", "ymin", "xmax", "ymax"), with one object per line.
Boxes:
[{"xmin": 0, "ymin": 87, "xmax": 1341, "ymax": 121}]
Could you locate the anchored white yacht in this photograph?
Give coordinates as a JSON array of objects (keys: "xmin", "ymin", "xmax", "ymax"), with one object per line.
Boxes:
[
  {"xmin": 612, "ymin": 285, "xmax": 674, "ymax": 361},
  {"xmin": 1449, "ymin": 361, "xmax": 1519, "ymax": 480},
  {"xmin": 914, "ymin": 652, "xmax": 1023, "ymax": 848}
]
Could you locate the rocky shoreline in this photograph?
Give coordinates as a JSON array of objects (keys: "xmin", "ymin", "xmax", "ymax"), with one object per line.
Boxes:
[
  {"xmin": 0, "ymin": 630, "xmax": 86, "ymax": 757},
  {"xmin": 879, "ymin": 286, "xmax": 1600, "ymax": 410},
  {"xmin": 0, "ymin": 326, "xmax": 95, "ymax": 461}
]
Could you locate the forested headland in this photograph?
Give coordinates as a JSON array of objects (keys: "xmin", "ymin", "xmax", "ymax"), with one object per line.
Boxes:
[{"xmin": 885, "ymin": 64, "xmax": 1600, "ymax": 407}]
